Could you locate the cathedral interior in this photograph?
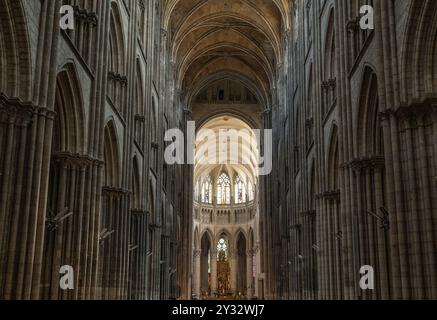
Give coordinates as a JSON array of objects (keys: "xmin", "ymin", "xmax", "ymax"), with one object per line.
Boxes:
[{"xmin": 0, "ymin": 0, "xmax": 436, "ymax": 300}]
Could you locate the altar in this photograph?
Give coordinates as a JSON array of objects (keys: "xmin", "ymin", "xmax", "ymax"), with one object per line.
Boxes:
[{"xmin": 216, "ymin": 251, "xmax": 230, "ymax": 297}]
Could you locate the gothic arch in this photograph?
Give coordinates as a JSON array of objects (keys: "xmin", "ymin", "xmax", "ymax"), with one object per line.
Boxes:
[
  {"xmin": 132, "ymin": 156, "xmax": 141, "ymax": 209},
  {"xmin": 306, "ymin": 63, "xmax": 315, "ymax": 145},
  {"xmin": 216, "ymin": 171, "xmax": 231, "ymax": 205},
  {"xmin": 353, "ymin": 69, "xmax": 391, "ymax": 300},
  {"xmin": 194, "ymin": 115, "xmax": 261, "ymax": 178},
  {"xmin": 236, "ymin": 231, "xmax": 247, "ymax": 293},
  {"xmin": 166, "ymin": 0, "xmax": 285, "ymax": 62},
  {"xmin": 234, "ymin": 228, "xmax": 248, "ymax": 250},
  {"xmin": 215, "ymin": 229, "xmax": 232, "ymax": 247},
  {"xmin": 200, "ymin": 229, "xmax": 212, "ymax": 293},
  {"xmin": 184, "ymin": 58, "xmax": 271, "ymax": 106},
  {"xmin": 356, "ymin": 66, "xmax": 381, "ymax": 156},
  {"xmin": 177, "ymin": 29, "xmax": 274, "ymax": 87},
  {"xmin": 42, "ymin": 62, "xmax": 87, "ymax": 299},
  {"xmin": 165, "ymin": 0, "xmax": 289, "ymax": 114},
  {"xmin": 103, "ymin": 120, "xmax": 121, "ymax": 188},
  {"xmin": 134, "ymin": 59, "xmax": 145, "ymax": 145},
  {"xmin": 327, "ymin": 124, "xmax": 339, "ymax": 191},
  {"xmin": 307, "ymin": 63, "xmax": 314, "ymax": 113},
  {"xmin": 401, "ymin": 0, "xmax": 437, "ymax": 103},
  {"xmin": 135, "ymin": 59, "xmax": 145, "ymax": 116},
  {"xmin": 129, "ymin": 155, "xmax": 142, "ymax": 299},
  {"xmin": 321, "ymin": 8, "xmax": 336, "ymax": 115},
  {"xmin": 200, "ymin": 228, "xmax": 214, "ymax": 246},
  {"xmin": 0, "ymin": 0, "xmax": 31, "ymax": 100},
  {"xmin": 53, "ymin": 62, "xmax": 85, "ymax": 154},
  {"xmin": 150, "ymin": 94, "xmax": 158, "ymax": 144},
  {"xmin": 323, "ymin": 8, "xmax": 336, "ymax": 82},
  {"xmin": 108, "ymin": 1, "xmax": 126, "ymax": 75}
]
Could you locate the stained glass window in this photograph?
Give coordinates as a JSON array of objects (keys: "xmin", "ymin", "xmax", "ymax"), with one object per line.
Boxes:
[
  {"xmin": 217, "ymin": 173, "xmax": 231, "ymax": 205},
  {"xmin": 201, "ymin": 176, "xmax": 212, "ymax": 204},
  {"xmin": 248, "ymin": 181, "xmax": 254, "ymax": 201},
  {"xmin": 195, "ymin": 180, "xmax": 199, "ymax": 200},
  {"xmin": 235, "ymin": 175, "xmax": 246, "ymax": 204},
  {"xmin": 217, "ymin": 237, "xmax": 228, "ymax": 260}
]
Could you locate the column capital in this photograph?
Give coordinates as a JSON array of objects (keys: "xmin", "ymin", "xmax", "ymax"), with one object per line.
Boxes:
[
  {"xmin": 0, "ymin": 94, "xmax": 35, "ymax": 126},
  {"xmin": 193, "ymin": 249, "xmax": 201, "ymax": 257}
]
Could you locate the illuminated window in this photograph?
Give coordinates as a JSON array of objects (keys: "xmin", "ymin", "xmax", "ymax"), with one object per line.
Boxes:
[
  {"xmin": 217, "ymin": 173, "xmax": 231, "ymax": 205},
  {"xmin": 248, "ymin": 181, "xmax": 254, "ymax": 201},
  {"xmin": 217, "ymin": 237, "xmax": 228, "ymax": 260},
  {"xmin": 201, "ymin": 176, "xmax": 212, "ymax": 204},
  {"xmin": 194, "ymin": 180, "xmax": 199, "ymax": 200},
  {"xmin": 235, "ymin": 175, "xmax": 246, "ymax": 204}
]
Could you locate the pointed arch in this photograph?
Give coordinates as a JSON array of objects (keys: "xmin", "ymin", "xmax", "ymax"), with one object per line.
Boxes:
[
  {"xmin": 103, "ymin": 120, "xmax": 121, "ymax": 188},
  {"xmin": 129, "ymin": 155, "xmax": 141, "ymax": 299},
  {"xmin": 216, "ymin": 172, "xmax": 231, "ymax": 205},
  {"xmin": 322, "ymin": 8, "xmax": 337, "ymax": 115},
  {"xmin": 356, "ymin": 66, "xmax": 382, "ymax": 156},
  {"xmin": 234, "ymin": 228, "xmax": 248, "ymax": 250},
  {"xmin": 200, "ymin": 228, "xmax": 214, "ymax": 246},
  {"xmin": 132, "ymin": 156, "xmax": 141, "ymax": 209},
  {"xmin": 327, "ymin": 124, "xmax": 339, "ymax": 191},
  {"xmin": 201, "ymin": 175, "xmax": 213, "ymax": 204},
  {"xmin": 216, "ymin": 232, "xmax": 230, "ymax": 262},
  {"xmin": 236, "ymin": 231, "xmax": 247, "ymax": 293},
  {"xmin": 135, "ymin": 59, "xmax": 145, "ymax": 145},
  {"xmin": 307, "ymin": 63, "xmax": 314, "ymax": 117},
  {"xmin": 150, "ymin": 95, "xmax": 158, "ymax": 143},
  {"xmin": 42, "ymin": 63, "xmax": 86, "ymax": 299},
  {"xmin": 323, "ymin": 8, "xmax": 336, "ymax": 81},
  {"xmin": 401, "ymin": 0, "xmax": 437, "ymax": 102},
  {"xmin": 0, "ymin": 0, "xmax": 32, "ymax": 100},
  {"xmin": 234, "ymin": 174, "xmax": 246, "ymax": 204},
  {"xmin": 200, "ymin": 228, "xmax": 213, "ymax": 294},
  {"xmin": 108, "ymin": 2, "xmax": 126, "ymax": 75},
  {"xmin": 215, "ymin": 229, "xmax": 232, "ymax": 246},
  {"xmin": 53, "ymin": 62, "xmax": 85, "ymax": 154},
  {"xmin": 135, "ymin": 59, "xmax": 145, "ymax": 116}
]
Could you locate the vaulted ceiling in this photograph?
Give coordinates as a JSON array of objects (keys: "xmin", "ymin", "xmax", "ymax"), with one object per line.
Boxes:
[
  {"xmin": 163, "ymin": 0, "xmax": 291, "ymax": 108},
  {"xmin": 194, "ymin": 115, "xmax": 260, "ymax": 184}
]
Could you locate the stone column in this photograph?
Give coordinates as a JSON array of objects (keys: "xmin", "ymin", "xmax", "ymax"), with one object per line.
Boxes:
[
  {"xmin": 247, "ymin": 251, "xmax": 253, "ymax": 299},
  {"xmin": 230, "ymin": 250, "xmax": 237, "ymax": 294},
  {"xmin": 194, "ymin": 250, "xmax": 201, "ymax": 298},
  {"xmin": 210, "ymin": 250, "xmax": 217, "ymax": 296},
  {"xmin": 374, "ymin": 163, "xmax": 390, "ymax": 300}
]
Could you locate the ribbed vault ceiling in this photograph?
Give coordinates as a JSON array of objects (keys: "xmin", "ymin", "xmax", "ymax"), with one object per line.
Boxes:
[
  {"xmin": 194, "ymin": 116, "xmax": 259, "ymax": 184},
  {"xmin": 164, "ymin": 0, "xmax": 290, "ymax": 108}
]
